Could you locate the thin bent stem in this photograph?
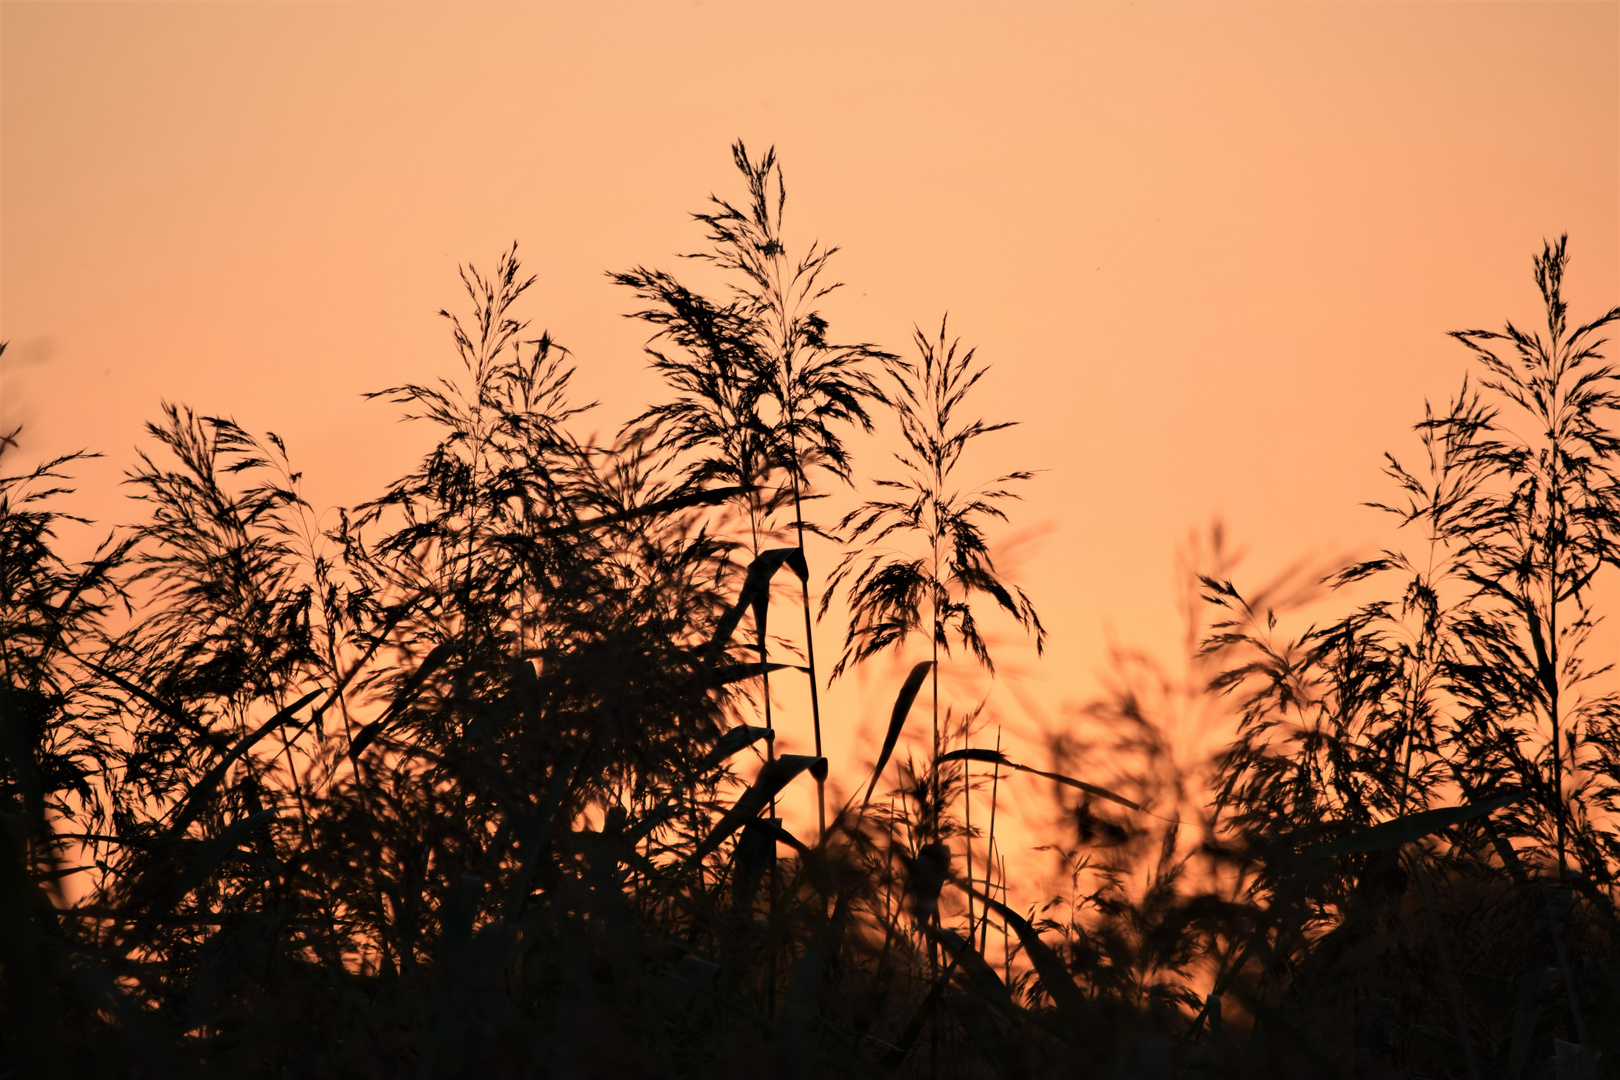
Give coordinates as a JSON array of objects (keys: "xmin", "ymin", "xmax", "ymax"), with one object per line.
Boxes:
[
  {"xmin": 964, "ymin": 713, "xmax": 973, "ymax": 941},
  {"xmin": 788, "ymin": 447, "xmax": 826, "ymax": 839},
  {"xmin": 980, "ymin": 724, "xmax": 1002, "ymax": 953}
]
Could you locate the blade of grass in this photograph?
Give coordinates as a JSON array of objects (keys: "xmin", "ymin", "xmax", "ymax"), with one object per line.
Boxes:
[
  {"xmin": 1304, "ymin": 792, "xmax": 1522, "ymax": 857},
  {"xmin": 167, "ymin": 687, "xmax": 323, "ymax": 837},
  {"xmin": 938, "ymin": 747, "xmax": 1143, "ymax": 812},
  {"xmin": 707, "ymin": 547, "xmax": 805, "ymax": 660},
  {"xmin": 346, "ymin": 641, "xmax": 454, "ymax": 762},
  {"xmin": 689, "ymin": 754, "xmax": 822, "ymax": 864},
  {"xmin": 961, "ymin": 880, "xmax": 1089, "ymax": 1021},
  {"xmin": 701, "ymin": 725, "xmax": 776, "ymax": 769},
  {"xmin": 863, "ymin": 661, "xmax": 932, "ymax": 805}
]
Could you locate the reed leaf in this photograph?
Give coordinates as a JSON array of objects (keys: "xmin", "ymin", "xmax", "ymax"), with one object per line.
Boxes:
[
  {"xmin": 964, "ymin": 881, "xmax": 1091, "ymax": 1023},
  {"xmin": 938, "ymin": 747, "xmax": 1142, "ymax": 811},
  {"xmin": 926, "ymin": 926, "xmax": 1018, "ymax": 1018},
  {"xmin": 862, "ymin": 660, "xmax": 932, "ymax": 805},
  {"xmin": 706, "ymin": 661, "xmax": 808, "ymax": 689},
  {"xmin": 346, "ymin": 641, "xmax": 454, "ymax": 762},
  {"xmin": 1304, "ymin": 791, "xmax": 1524, "ymax": 857},
  {"xmin": 707, "ymin": 547, "xmax": 808, "ymax": 659},
  {"xmin": 701, "ymin": 724, "xmax": 775, "ymax": 769},
  {"xmin": 166, "ymin": 687, "xmax": 323, "ymax": 836},
  {"xmin": 130, "ymin": 808, "xmax": 279, "ymax": 925},
  {"xmin": 689, "ymin": 753, "xmax": 822, "ymax": 864}
]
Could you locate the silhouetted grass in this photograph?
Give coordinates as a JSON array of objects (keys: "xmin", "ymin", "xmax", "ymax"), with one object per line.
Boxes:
[{"xmin": 2, "ymin": 156, "xmax": 1618, "ymax": 1079}]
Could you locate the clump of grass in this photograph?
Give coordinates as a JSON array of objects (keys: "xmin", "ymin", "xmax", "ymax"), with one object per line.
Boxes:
[{"xmin": 4, "ymin": 153, "xmax": 1618, "ymax": 1079}]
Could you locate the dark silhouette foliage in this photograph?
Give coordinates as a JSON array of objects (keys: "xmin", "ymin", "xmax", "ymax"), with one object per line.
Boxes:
[{"xmin": 2, "ymin": 151, "xmax": 1618, "ymax": 1080}]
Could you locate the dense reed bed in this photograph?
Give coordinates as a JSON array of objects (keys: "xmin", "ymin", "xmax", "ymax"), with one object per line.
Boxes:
[{"xmin": 3, "ymin": 145, "xmax": 1617, "ymax": 1078}]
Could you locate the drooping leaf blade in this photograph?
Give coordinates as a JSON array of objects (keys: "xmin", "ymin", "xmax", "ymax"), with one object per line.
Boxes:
[
  {"xmin": 863, "ymin": 661, "xmax": 932, "ymax": 805},
  {"xmin": 689, "ymin": 754, "xmax": 822, "ymax": 864},
  {"xmin": 168, "ymin": 688, "xmax": 323, "ymax": 837},
  {"xmin": 706, "ymin": 661, "xmax": 808, "ymax": 689},
  {"xmin": 84, "ymin": 661, "xmax": 208, "ymax": 737},
  {"xmin": 963, "ymin": 883, "xmax": 1089, "ymax": 1023},
  {"xmin": 746, "ymin": 817, "xmax": 809, "ymax": 857},
  {"xmin": 707, "ymin": 548, "xmax": 806, "ymax": 659},
  {"xmin": 700, "ymin": 725, "xmax": 775, "ymax": 770},
  {"xmin": 129, "ymin": 809, "xmax": 281, "ymax": 935},
  {"xmin": 938, "ymin": 747, "xmax": 1142, "ymax": 812},
  {"xmin": 1305, "ymin": 792, "xmax": 1523, "ymax": 857},
  {"xmin": 925, "ymin": 926, "xmax": 1018, "ymax": 1019},
  {"xmin": 1007, "ymin": 762, "xmax": 1142, "ymax": 812},
  {"xmin": 348, "ymin": 641, "xmax": 455, "ymax": 762},
  {"xmin": 937, "ymin": 747, "xmax": 1010, "ymax": 766}
]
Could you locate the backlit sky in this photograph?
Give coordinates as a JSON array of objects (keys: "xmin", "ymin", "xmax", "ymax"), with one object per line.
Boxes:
[{"xmin": 4, "ymin": 2, "xmax": 1618, "ymax": 865}]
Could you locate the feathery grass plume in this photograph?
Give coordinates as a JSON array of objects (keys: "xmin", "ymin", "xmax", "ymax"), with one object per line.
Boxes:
[
  {"xmin": 118, "ymin": 406, "xmax": 338, "ymax": 788},
  {"xmin": 1212, "ymin": 239, "xmax": 1620, "ymax": 879},
  {"xmin": 0, "ymin": 425, "xmax": 131, "ymax": 843},
  {"xmin": 827, "ymin": 316, "xmax": 1045, "ymax": 952},
  {"xmin": 827, "ymin": 320, "xmax": 1045, "ymax": 679},
  {"xmin": 824, "ymin": 319, "xmax": 1044, "ymax": 1076},
  {"xmin": 1200, "ymin": 238, "xmax": 1620, "ymax": 1074},
  {"xmin": 354, "ymin": 242, "xmax": 590, "ymax": 688},
  {"xmin": 1437, "ymin": 237, "xmax": 1620, "ymax": 880},
  {"xmin": 615, "ymin": 142, "xmax": 892, "ymax": 838},
  {"xmin": 0, "ymin": 414, "xmax": 142, "ymax": 1076}
]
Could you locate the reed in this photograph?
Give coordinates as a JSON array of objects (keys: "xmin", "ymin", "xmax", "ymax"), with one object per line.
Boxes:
[{"xmin": 616, "ymin": 141, "xmax": 892, "ymax": 839}]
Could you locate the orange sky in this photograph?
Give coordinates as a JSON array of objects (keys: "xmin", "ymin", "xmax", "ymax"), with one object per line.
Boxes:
[{"xmin": 4, "ymin": 1, "xmax": 1619, "ymax": 886}]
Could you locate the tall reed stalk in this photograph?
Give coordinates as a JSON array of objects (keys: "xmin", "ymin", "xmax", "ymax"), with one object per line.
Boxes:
[
  {"xmin": 618, "ymin": 142, "xmax": 889, "ymax": 837},
  {"xmin": 829, "ymin": 317, "xmax": 1045, "ymax": 843}
]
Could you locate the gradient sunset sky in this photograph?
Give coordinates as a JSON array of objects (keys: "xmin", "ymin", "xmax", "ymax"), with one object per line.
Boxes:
[{"xmin": 4, "ymin": 2, "xmax": 1618, "ymax": 847}]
